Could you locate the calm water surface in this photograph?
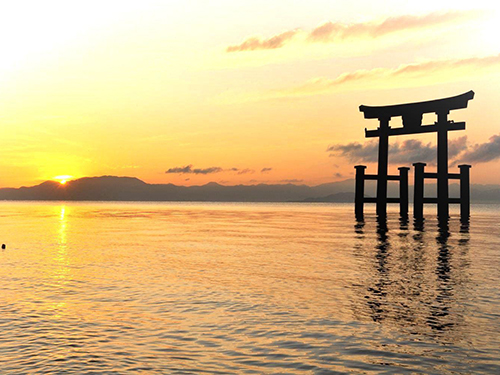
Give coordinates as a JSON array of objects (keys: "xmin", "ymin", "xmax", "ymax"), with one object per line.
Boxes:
[{"xmin": 0, "ymin": 202, "xmax": 499, "ymax": 374}]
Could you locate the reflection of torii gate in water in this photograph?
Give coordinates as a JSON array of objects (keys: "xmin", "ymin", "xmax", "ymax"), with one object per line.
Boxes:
[{"xmin": 355, "ymin": 90, "xmax": 474, "ymax": 220}]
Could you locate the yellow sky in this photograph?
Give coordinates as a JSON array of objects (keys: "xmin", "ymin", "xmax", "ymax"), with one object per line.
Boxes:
[{"xmin": 0, "ymin": 0, "xmax": 499, "ymax": 187}]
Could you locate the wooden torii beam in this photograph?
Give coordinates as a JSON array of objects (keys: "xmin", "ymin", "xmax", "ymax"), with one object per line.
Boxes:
[{"xmin": 357, "ymin": 91, "xmax": 474, "ymax": 218}]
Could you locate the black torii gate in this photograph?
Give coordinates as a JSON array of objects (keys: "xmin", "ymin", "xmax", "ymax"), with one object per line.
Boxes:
[{"xmin": 354, "ymin": 90, "xmax": 474, "ymax": 219}]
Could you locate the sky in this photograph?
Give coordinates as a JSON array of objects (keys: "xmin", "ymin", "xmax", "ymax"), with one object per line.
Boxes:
[{"xmin": 0, "ymin": 0, "xmax": 499, "ymax": 187}]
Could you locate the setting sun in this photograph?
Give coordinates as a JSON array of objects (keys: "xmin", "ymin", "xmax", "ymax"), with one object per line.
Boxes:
[{"xmin": 54, "ymin": 175, "xmax": 73, "ymax": 185}]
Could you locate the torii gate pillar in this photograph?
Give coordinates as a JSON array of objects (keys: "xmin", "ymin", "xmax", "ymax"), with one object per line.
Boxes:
[
  {"xmin": 376, "ymin": 117, "xmax": 390, "ymax": 216},
  {"xmin": 437, "ymin": 110, "xmax": 449, "ymax": 219}
]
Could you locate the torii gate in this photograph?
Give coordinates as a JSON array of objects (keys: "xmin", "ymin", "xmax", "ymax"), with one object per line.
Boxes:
[{"xmin": 355, "ymin": 90, "xmax": 474, "ymax": 219}]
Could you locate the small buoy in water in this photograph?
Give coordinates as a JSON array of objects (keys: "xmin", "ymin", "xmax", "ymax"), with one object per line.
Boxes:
[{"xmin": 1, "ymin": 244, "xmax": 5, "ymax": 249}]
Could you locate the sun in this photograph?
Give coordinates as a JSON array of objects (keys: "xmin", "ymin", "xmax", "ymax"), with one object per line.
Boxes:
[{"xmin": 54, "ymin": 175, "xmax": 73, "ymax": 185}]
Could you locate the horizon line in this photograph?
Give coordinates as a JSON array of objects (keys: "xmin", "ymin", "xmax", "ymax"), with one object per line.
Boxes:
[{"xmin": 1, "ymin": 175, "xmax": 354, "ymax": 190}]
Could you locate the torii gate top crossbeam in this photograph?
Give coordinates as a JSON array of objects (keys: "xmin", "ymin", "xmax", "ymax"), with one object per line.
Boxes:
[{"xmin": 359, "ymin": 90, "xmax": 474, "ymax": 120}]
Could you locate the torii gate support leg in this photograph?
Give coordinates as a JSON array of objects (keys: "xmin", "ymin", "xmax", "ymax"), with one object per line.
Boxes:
[
  {"xmin": 355, "ymin": 165, "xmax": 366, "ymax": 219},
  {"xmin": 459, "ymin": 164, "xmax": 471, "ymax": 220},
  {"xmin": 413, "ymin": 162, "xmax": 426, "ymax": 219},
  {"xmin": 398, "ymin": 167, "xmax": 409, "ymax": 217}
]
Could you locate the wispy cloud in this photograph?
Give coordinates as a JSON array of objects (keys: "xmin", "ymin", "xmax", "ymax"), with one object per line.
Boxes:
[
  {"xmin": 216, "ymin": 54, "xmax": 500, "ymax": 104},
  {"xmin": 309, "ymin": 11, "xmax": 479, "ymax": 42},
  {"xmin": 275, "ymin": 54, "xmax": 500, "ymax": 98},
  {"xmin": 166, "ymin": 165, "xmax": 259, "ymax": 175},
  {"xmin": 449, "ymin": 136, "xmax": 469, "ymax": 160},
  {"xmin": 230, "ymin": 168, "xmax": 255, "ymax": 175},
  {"xmin": 166, "ymin": 165, "xmax": 223, "ymax": 174},
  {"xmin": 227, "ymin": 30, "xmax": 299, "ymax": 52},
  {"xmin": 328, "ymin": 137, "xmax": 468, "ymax": 164},
  {"xmin": 328, "ymin": 141, "xmax": 379, "ymax": 163},
  {"xmin": 226, "ymin": 10, "xmax": 482, "ymax": 52},
  {"xmin": 455, "ymin": 134, "xmax": 500, "ymax": 164},
  {"xmin": 261, "ymin": 167, "xmax": 273, "ymax": 173}
]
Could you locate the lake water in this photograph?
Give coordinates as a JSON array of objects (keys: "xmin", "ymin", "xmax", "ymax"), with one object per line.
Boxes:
[{"xmin": 0, "ymin": 202, "xmax": 499, "ymax": 374}]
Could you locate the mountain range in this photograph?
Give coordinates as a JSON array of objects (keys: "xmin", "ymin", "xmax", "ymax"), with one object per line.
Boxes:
[{"xmin": 0, "ymin": 176, "xmax": 499, "ymax": 202}]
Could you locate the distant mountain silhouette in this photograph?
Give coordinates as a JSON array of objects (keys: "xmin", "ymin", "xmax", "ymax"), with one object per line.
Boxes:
[{"xmin": 0, "ymin": 175, "xmax": 498, "ymax": 202}]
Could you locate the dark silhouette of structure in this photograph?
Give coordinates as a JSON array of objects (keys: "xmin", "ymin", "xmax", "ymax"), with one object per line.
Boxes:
[{"xmin": 355, "ymin": 91, "xmax": 474, "ymax": 220}]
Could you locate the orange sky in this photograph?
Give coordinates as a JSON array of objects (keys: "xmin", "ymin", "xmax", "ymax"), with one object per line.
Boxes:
[{"xmin": 0, "ymin": 0, "xmax": 499, "ymax": 187}]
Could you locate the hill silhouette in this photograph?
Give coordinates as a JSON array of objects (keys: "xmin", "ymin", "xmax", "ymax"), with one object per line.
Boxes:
[{"xmin": 0, "ymin": 175, "xmax": 498, "ymax": 202}]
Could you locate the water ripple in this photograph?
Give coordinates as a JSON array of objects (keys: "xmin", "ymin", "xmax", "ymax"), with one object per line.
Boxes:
[{"xmin": 0, "ymin": 202, "xmax": 499, "ymax": 373}]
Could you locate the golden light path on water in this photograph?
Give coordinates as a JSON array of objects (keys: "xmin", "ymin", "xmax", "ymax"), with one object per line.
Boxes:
[{"xmin": 0, "ymin": 202, "xmax": 499, "ymax": 373}]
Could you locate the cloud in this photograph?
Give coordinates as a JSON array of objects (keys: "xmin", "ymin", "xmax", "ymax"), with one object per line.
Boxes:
[
  {"xmin": 281, "ymin": 54, "xmax": 500, "ymax": 97},
  {"xmin": 330, "ymin": 134, "xmax": 500, "ymax": 168},
  {"xmin": 166, "ymin": 165, "xmax": 256, "ymax": 175},
  {"xmin": 455, "ymin": 134, "xmax": 500, "ymax": 164},
  {"xmin": 218, "ymin": 54, "xmax": 500, "ymax": 104},
  {"xmin": 166, "ymin": 165, "xmax": 223, "ymax": 174},
  {"xmin": 328, "ymin": 141, "xmax": 379, "ymax": 163},
  {"xmin": 227, "ymin": 11, "xmax": 482, "ymax": 52},
  {"xmin": 327, "ymin": 136, "xmax": 468, "ymax": 164},
  {"xmin": 389, "ymin": 139, "xmax": 438, "ymax": 163},
  {"xmin": 309, "ymin": 11, "xmax": 480, "ymax": 42},
  {"xmin": 227, "ymin": 30, "xmax": 299, "ymax": 52},
  {"xmin": 280, "ymin": 179, "xmax": 304, "ymax": 183},
  {"xmin": 261, "ymin": 167, "xmax": 273, "ymax": 173},
  {"xmin": 236, "ymin": 168, "xmax": 255, "ymax": 175},
  {"xmin": 448, "ymin": 136, "xmax": 468, "ymax": 159},
  {"xmin": 228, "ymin": 167, "xmax": 255, "ymax": 174}
]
